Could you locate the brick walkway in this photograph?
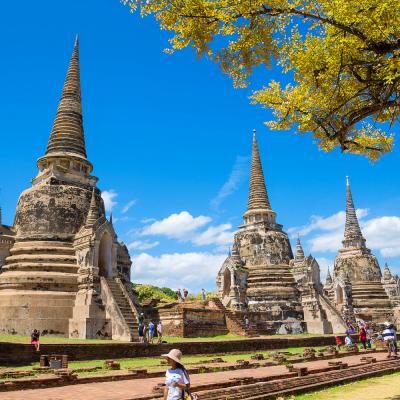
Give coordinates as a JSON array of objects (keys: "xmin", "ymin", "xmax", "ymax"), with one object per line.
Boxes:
[{"xmin": 1, "ymin": 353, "xmax": 390, "ymax": 400}]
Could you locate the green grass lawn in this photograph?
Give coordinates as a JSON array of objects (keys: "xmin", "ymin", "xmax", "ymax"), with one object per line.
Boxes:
[
  {"xmin": 0, "ymin": 346, "xmax": 324, "ymax": 376},
  {"xmin": 282, "ymin": 371, "xmax": 400, "ymax": 400},
  {"xmin": 0, "ymin": 332, "xmax": 328, "ymax": 344}
]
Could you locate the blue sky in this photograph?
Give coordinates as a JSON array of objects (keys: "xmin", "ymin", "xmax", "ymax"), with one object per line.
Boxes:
[{"xmin": 1, "ymin": 1, "xmax": 399, "ymax": 292}]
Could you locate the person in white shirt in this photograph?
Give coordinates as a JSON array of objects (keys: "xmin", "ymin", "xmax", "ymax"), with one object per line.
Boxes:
[
  {"xmin": 383, "ymin": 321, "xmax": 395, "ymax": 357},
  {"xmin": 162, "ymin": 349, "xmax": 190, "ymax": 400},
  {"xmin": 344, "ymin": 333, "xmax": 353, "ymax": 346}
]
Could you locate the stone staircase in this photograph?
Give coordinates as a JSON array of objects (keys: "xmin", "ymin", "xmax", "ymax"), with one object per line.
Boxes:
[
  {"xmin": 105, "ymin": 278, "xmax": 138, "ymax": 340},
  {"xmin": 318, "ymin": 293, "xmax": 348, "ymax": 333},
  {"xmin": 212, "ymin": 298, "xmax": 258, "ymax": 336}
]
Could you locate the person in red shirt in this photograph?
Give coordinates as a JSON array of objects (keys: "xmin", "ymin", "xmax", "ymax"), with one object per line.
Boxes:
[
  {"xmin": 335, "ymin": 336, "xmax": 342, "ymax": 350},
  {"xmin": 359, "ymin": 327, "xmax": 367, "ymax": 350}
]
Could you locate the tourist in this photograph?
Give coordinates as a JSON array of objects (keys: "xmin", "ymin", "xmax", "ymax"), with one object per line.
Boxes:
[
  {"xmin": 365, "ymin": 324, "xmax": 372, "ymax": 349},
  {"xmin": 157, "ymin": 321, "xmax": 163, "ymax": 344},
  {"xmin": 201, "ymin": 288, "xmax": 206, "ymax": 301},
  {"xmin": 391, "ymin": 323, "xmax": 398, "ymax": 355},
  {"xmin": 335, "ymin": 335, "xmax": 342, "ymax": 350},
  {"xmin": 138, "ymin": 323, "xmax": 144, "ymax": 343},
  {"xmin": 183, "ymin": 288, "xmax": 189, "ymax": 301},
  {"xmin": 176, "ymin": 289, "xmax": 183, "ymax": 303},
  {"xmin": 344, "ymin": 332, "xmax": 353, "ymax": 346},
  {"xmin": 383, "ymin": 322, "xmax": 395, "ymax": 358},
  {"xmin": 359, "ymin": 326, "xmax": 367, "ymax": 350},
  {"xmin": 162, "ymin": 349, "xmax": 190, "ymax": 400},
  {"xmin": 244, "ymin": 316, "xmax": 250, "ymax": 330},
  {"xmin": 31, "ymin": 329, "xmax": 40, "ymax": 351},
  {"xmin": 143, "ymin": 324, "xmax": 149, "ymax": 344},
  {"xmin": 138, "ymin": 312, "xmax": 145, "ymax": 326},
  {"xmin": 149, "ymin": 320, "xmax": 155, "ymax": 344}
]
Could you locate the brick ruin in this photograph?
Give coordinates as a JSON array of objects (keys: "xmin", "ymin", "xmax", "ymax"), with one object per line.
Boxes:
[{"xmin": 0, "ymin": 37, "xmax": 140, "ymax": 340}]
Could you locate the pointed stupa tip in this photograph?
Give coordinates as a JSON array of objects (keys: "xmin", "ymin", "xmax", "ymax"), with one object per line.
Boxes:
[
  {"xmin": 294, "ymin": 235, "xmax": 305, "ymax": 261},
  {"xmin": 343, "ymin": 175, "xmax": 364, "ymax": 246},
  {"xmin": 109, "ymin": 212, "xmax": 113, "ymax": 225},
  {"xmin": 247, "ymin": 128, "xmax": 272, "ymax": 211},
  {"xmin": 326, "ymin": 267, "xmax": 332, "ymax": 283},
  {"xmin": 44, "ymin": 35, "xmax": 88, "ymax": 160},
  {"xmin": 86, "ymin": 187, "xmax": 100, "ymax": 226},
  {"xmin": 0, "ymin": 206, "xmax": 2, "ymax": 225}
]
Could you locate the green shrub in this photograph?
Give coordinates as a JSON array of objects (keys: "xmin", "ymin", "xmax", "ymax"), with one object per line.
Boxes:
[{"xmin": 133, "ymin": 284, "xmax": 178, "ymax": 303}]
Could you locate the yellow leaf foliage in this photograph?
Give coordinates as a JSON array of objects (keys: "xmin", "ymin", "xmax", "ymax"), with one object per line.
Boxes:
[{"xmin": 122, "ymin": 0, "xmax": 400, "ymax": 159}]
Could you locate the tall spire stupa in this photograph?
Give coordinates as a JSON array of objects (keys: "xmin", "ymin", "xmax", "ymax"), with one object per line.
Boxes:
[
  {"xmin": 332, "ymin": 176, "xmax": 392, "ymax": 323},
  {"xmin": 36, "ymin": 35, "xmax": 94, "ymax": 183},
  {"xmin": 217, "ymin": 130, "xmax": 303, "ymax": 332},
  {"xmin": 243, "ymin": 130, "xmax": 276, "ymax": 226},
  {"xmin": 0, "ymin": 37, "xmax": 137, "ymax": 340},
  {"xmin": 342, "ymin": 177, "xmax": 366, "ymax": 250}
]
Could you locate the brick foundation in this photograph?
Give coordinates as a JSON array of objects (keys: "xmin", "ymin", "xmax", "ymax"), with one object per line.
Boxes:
[{"xmin": 0, "ymin": 335, "xmax": 341, "ymax": 365}]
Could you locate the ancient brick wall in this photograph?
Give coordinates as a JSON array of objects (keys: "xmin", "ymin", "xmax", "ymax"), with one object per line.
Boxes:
[{"xmin": 0, "ymin": 336, "xmax": 340, "ymax": 365}]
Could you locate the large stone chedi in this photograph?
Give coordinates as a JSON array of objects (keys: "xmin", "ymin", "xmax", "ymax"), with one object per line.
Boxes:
[
  {"xmin": 0, "ymin": 38, "xmax": 139, "ymax": 340},
  {"xmin": 217, "ymin": 131, "xmax": 304, "ymax": 333},
  {"xmin": 328, "ymin": 177, "xmax": 393, "ymax": 323}
]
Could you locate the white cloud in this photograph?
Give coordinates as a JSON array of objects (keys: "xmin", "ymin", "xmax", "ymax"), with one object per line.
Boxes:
[
  {"xmin": 308, "ymin": 230, "xmax": 343, "ymax": 253},
  {"xmin": 122, "ymin": 200, "xmax": 137, "ymax": 214},
  {"xmin": 141, "ymin": 217, "xmax": 156, "ymax": 224},
  {"xmin": 141, "ymin": 211, "xmax": 211, "ymax": 240},
  {"xmin": 101, "ymin": 190, "xmax": 118, "ymax": 212},
  {"xmin": 294, "ymin": 209, "xmax": 400, "ymax": 259},
  {"xmin": 210, "ymin": 156, "xmax": 249, "ymax": 210},
  {"xmin": 140, "ymin": 211, "xmax": 234, "ymax": 247},
  {"xmin": 192, "ymin": 223, "xmax": 234, "ymax": 246},
  {"xmin": 363, "ymin": 216, "xmax": 400, "ymax": 257},
  {"xmin": 289, "ymin": 209, "xmax": 368, "ymax": 238},
  {"xmin": 132, "ymin": 252, "xmax": 226, "ymax": 292},
  {"xmin": 128, "ymin": 240, "xmax": 159, "ymax": 251}
]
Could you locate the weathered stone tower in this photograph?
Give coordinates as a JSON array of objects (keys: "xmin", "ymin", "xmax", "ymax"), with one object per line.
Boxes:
[
  {"xmin": 217, "ymin": 131, "xmax": 304, "ymax": 333},
  {"xmin": 331, "ymin": 177, "xmax": 393, "ymax": 323},
  {"xmin": 0, "ymin": 37, "xmax": 140, "ymax": 340}
]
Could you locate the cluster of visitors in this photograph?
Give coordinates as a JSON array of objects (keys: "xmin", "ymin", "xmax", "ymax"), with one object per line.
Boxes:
[
  {"xmin": 175, "ymin": 288, "xmax": 189, "ymax": 302},
  {"xmin": 138, "ymin": 313, "xmax": 164, "ymax": 344},
  {"xmin": 335, "ymin": 320, "xmax": 398, "ymax": 357}
]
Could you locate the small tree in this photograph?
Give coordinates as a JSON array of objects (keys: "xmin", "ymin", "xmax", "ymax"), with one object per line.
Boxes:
[{"xmin": 123, "ymin": 0, "xmax": 400, "ymax": 160}]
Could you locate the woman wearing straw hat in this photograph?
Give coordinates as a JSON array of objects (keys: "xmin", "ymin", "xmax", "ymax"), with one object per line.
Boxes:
[{"xmin": 162, "ymin": 349, "xmax": 190, "ymax": 400}]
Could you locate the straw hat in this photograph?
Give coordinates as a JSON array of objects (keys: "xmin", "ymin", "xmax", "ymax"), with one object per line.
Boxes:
[{"xmin": 162, "ymin": 349, "xmax": 184, "ymax": 365}]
